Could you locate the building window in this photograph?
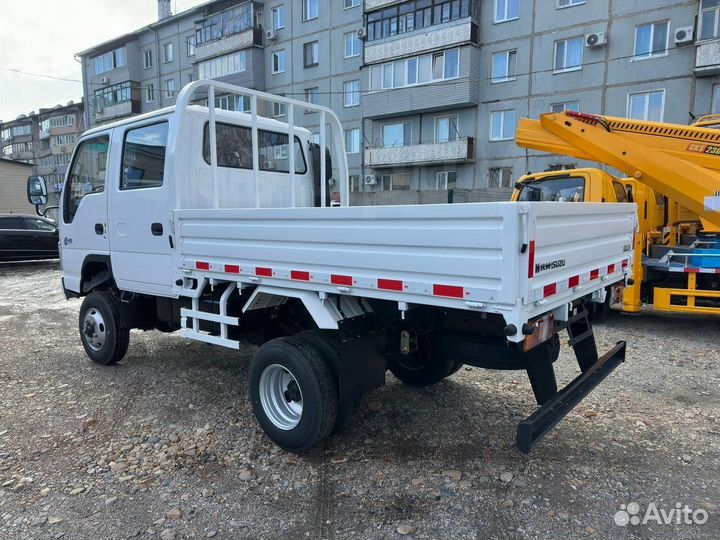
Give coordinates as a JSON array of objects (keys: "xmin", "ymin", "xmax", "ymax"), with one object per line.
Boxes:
[
  {"xmin": 187, "ymin": 35, "xmax": 196, "ymax": 56},
  {"xmin": 212, "ymin": 94, "xmax": 249, "ymax": 112},
  {"xmin": 272, "ymin": 102, "xmax": 287, "ymax": 117},
  {"xmin": 305, "ymin": 87, "xmax": 320, "ymax": 108},
  {"xmin": 163, "ymin": 42, "xmax": 173, "ymax": 63},
  {"xmin": 495, "ymin": 0, "xmax": 519, "ymax": 23},
  {"xmin": 40, "ymin": 115, "xmax": 75, "ymax": 132},
  {"xmin": 381, "ymin": 173, "xmax": 411, "ymax": 191},
  {"xmin": 436, "ymin": 171, "xmax": 457, "ymax": 190},
  {"xmin": 557, "ymin": 0, "xmax": 585, "ymax": 7},
  {"xmin": 198, "ymin": 51, "xmax": 246, "ymax": 78},
  {"xmin": 628, "ymin": 90, "xmax": 665, "ymax": 122},
  {"xmin": 93, "ymin": 47, "xmax": 126, "ymax": 75},
  {"xmin": 434, "ymin": 115, "xmax": 458, "ymax": 143},
  {"xmin": 51, "ymin": 134, "xmax": 77, "ymax": 146},
  {"xmin": 1, "ymin": 124, "xmax": 32, "ymax": 141},
  {"xmin": 700, "ymin": 0, "xmax": 720, "ymax": 41},
  {"xmin": 304, "ymin": 41, "xmax": 319, "ymax": 67},
  {"xmin": 345, "ymin": 0, "xmax": 360, "ymax": 8},
  {"xmin": 272, "ymin": 5, "xmax": 285, "ymax": 29},
  {"xmin": 491, "ymin": 50, "xmax": 517, "ymax": 83},
  {"xmin": 366, "ymin": 0, "xmax": 474, "ymax": 41},
  {"xmin": 634, "ymin": 21, "xmax": 669, "ymax": 59},
  {"xmin": 349, "ymin": 174, "xmax": 361, "ymax": 192},
  {"xmin": 488, "ymin": 167, "xmax": 513, "ymax": 188},
  {"xmin": 343, "ymin": 80, "xmax": 360, "ymax": 107},
  {"xmin": 345, "ymin": 128, "xmax": 360, "ymax": 153},
  {"xmin": 146, "ymin": 84, "xmax": 155, "ymax": 103},
  {"xmin": 143, "ymin": 49, "xmax": 153, "ymax": 69},
  {"xmin": 303, "ymin": 0, "xmax": 319, "ymax": 21},
  {"xmin": 369, "ymin": 49, "xmax": 459, "ymax": 92},
  {"xmin": 550, "ymin": 101, "xmax": 580, "ymax": 113},
  {"xmin": 272, "ymin": 50, "xmax": 286, "ymax": 73},
  {"xmin": 344, "ymin": 31, "xmax": 361, "ymax": 58},
  {"xmin": 547, "ymin": 163, "xmax": 578, "ymax": 171},
  {"xmin": 164, "ymin": 79, "xmax": 176, "ymax": 98},
  {"xmin": 490, "ymin": 110, "xmax": 516, "ymax": 141},
  {"xmin": 94, "ymin": 81, "xmax": 133, "ymax": 107},
  {"xmin": 554, "ymin": 36, "xmax": 584, "ymax": 72},
  {"xmin": 383, "ymin": 122, "xmax": 412, "ymax": 147},
  {"xmin": 713, "ymin": 84, "xmax": 720, "ymax": 114}
]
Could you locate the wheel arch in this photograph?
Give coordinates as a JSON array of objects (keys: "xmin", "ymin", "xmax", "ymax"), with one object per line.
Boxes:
[{"xmin": 80, "ymin": 254, "xmax": 115, "ymax": 295}]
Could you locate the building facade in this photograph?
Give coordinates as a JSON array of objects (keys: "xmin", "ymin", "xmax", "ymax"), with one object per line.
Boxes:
[
  {"xmin": 0, "ymin": 101, "xmax": 85, "ymax": 210},
  {"xmin": 76, "ymin": 0, "xmax": 720, "ymax": 201}
]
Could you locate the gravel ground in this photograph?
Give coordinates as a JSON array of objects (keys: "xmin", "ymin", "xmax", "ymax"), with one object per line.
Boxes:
[{"xmin": 0, "ymin": 261, "xmax": 719, "ymax": 540}]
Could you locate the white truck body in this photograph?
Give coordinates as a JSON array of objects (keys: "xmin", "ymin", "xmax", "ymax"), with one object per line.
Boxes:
[{"xmin": 42, "ymin": 81, "xmax": 636, "ymax": 453}]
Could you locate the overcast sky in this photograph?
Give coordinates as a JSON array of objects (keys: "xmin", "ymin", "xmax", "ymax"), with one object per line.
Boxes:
[{"xmin": 0, "ymin": 0, "xmax": 206, "ymax": 122}]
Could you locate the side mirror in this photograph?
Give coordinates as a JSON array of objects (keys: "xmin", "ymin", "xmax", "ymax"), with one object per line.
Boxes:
[{"xmin": 27, "ymin": 176, "xmax": 48, "ymax": 206}]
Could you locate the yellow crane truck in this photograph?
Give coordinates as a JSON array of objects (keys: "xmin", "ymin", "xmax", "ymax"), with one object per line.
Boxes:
[{"xmin": 511, "ymin": 110, "xmax": 720, "ymax": 316}]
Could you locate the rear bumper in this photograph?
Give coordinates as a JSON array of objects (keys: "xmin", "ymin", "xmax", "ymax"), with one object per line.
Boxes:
[{"xmin": 516, "ymin": 340, "xmax": 626, "ymax": 453}]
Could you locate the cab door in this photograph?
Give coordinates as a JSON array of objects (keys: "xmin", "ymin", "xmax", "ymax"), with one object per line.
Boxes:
[
  {"xmin": 60, "ymin": 134, "xmax": 111, "ymax": 293},
  {"xmin": 108, "ymin": 119, "xmax": 173, "ymax": 296}
]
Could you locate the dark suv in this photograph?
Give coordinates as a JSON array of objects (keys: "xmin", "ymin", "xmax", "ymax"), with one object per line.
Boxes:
[{"xmin": 0, "ymin": 214, "xmax": 59, "ymax": 261}]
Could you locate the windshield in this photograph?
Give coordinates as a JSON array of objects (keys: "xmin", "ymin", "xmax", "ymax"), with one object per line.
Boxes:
[{"xmin": 517, "ymin": 176, "xmax": 585, "ymax": 202}]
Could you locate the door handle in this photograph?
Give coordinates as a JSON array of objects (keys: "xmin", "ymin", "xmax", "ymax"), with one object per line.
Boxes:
[
  {"xmin": 94, "ymin": 223, "xmax": 104, "ymax": 235},
  {"xmin": 151, "ymin": 223, "xmax": 164, "ymax": 236}
]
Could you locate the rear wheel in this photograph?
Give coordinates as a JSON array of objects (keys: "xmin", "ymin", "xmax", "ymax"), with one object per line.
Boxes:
[
  {"xmin": 249, "ymin": 336, "xmax": 337, "ymax": 453},
  {"xmin": 387, "ymin": 335, "xmax": 458, "ymax": 387},
  {"xmin": 78, "ymin": 291, "xmax": 129, "ymax": 365}
]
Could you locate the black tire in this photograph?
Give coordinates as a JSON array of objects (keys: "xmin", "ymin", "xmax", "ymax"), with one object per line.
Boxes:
[
  {"xmin": 446, "ymin": 360, "xmax": 464, "ymax": 377},
  {"xmin": 387, "ymin": 335, "xmax": 458, "ymax": 387},
  {"xmin": 78, "ymin": 290, "xmax": 130, "ymax": 365},
  {"xmin": 249, "ymin": 336, "xmax": 338, "ymax": 453},
  {"xmin": 296, "ymin": 330, "xmax": 361, "ymax": 434}
]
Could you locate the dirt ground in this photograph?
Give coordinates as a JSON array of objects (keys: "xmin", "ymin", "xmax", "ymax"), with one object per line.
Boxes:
[{"xmin": 0, "ymin": 261, "xmax": 718, "ymax": 540}]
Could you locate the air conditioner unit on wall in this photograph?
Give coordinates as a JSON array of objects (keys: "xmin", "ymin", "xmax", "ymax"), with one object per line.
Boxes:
[
  {"xmin": 364, "ymin": 174, "xmax": 377, "ymax": 186},
  {"xmin": 674, "ymin": 26, "xmax": 695, "ymax": 46},
  {"xmin": 266, "ymin": 29, "xmax": 276, "ymax": 41},
  {"xmin": 100, "ymin": 76, "xmax": 110, "ymax": 84},
  {"xmin": 357, "ymin": 27, "xmax": 368, "ymax": 40},
  {"xmin": 585, "ymin": 32, "xmax": 607, "ymax": 48}
]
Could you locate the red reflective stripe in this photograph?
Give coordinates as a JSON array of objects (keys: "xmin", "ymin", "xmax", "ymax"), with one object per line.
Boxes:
[
  {"xmin": 685, "ymin": 268, "xmax": 700, "ymax": 273},
  {"xmin": 590, "ymin": 269, "xmax": 600, "ymax": 280},
  {"xmin": 608, "ymin": 264, "xmax": 616, "ymax": 274},
  {"xmin": 196, "ymin": 261, "xmax": 210, "ymax": 271},
  {"xmin": 256, "ymin": 267, "xmax": 272, "ymax": 277},
  {"xmin": 433, "ymin": 284, "xmax": 464, "ymax": 299},
  {"xmin": 291, "ymin": 270, "xmax": 310, "ymax": 281},
  {"xmin": 528, "ymin": 240, "xmax": 536, "ymax": 278},
  {"xmin": 331, "ymin": 274, "xmax": 353, "ymax": 286},
  {"xmin": 568, "ymin": 275, "xmax": 580, "ymax": 288},
  {"xmin": 543, "ymin": 283, "xmax": 557, "ymax": 298},
  {"xmin": 225, "ymin": 264, "xmax": 240, "ymax": 274},
  {"xmin": 378, "ymin": 278, "xmax": 403, "ymax": 291}
]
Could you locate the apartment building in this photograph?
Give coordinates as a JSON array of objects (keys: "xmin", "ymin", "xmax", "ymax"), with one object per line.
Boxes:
[
  {"xmin": 0, "ymin": 101, "xmax": 84, "ymax": 210},
  {"xmin": 76, "ymin": 0, "xmax": 720, "ymax": 200}
]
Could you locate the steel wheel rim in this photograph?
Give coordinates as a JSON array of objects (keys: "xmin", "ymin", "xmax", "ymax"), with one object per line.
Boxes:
[
  {"xmin": 83, "ymin": 308, "xmax": 107, "ymax": 351},
  {"xmin": 259, "ymin": 364, "xmax": 303, "ymax": 430}
]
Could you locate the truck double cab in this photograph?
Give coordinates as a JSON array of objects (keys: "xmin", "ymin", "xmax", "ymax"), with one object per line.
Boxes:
[{"xmin": 27, "ymin": 82, "xmax": 636, "ymax": 453}]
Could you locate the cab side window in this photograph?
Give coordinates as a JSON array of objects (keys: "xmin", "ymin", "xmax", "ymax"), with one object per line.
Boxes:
[
  {"xmin": 121, "ymin": 122, "xmax": 168, "ymax": 190},
  {"xmin": 64, "ymin": 135, "xmax": 110, "ymax": 223},
  {"xmin": 612, "ymin": 182, "xmax": 628, "ymax": 203}
]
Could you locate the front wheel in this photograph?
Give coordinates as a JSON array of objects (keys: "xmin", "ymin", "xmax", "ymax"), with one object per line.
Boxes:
[
  {"xmin": 249, "ymin": 336, "xmax": 338, "ymax": 453},
  {"xmin": 78, "ymin": 291, "xmax": 130, "ymax": 365}
]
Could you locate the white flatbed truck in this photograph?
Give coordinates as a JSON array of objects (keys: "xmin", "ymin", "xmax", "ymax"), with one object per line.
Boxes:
[{"xmin": 27, "ymin": 81, "xmax": 636, "ymax": 453}]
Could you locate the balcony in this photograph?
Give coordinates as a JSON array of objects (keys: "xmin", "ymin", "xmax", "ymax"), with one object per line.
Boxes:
[
  {"xmin": 695, "ymin": 40, "xmax": 720, "ymax": 76},
  {"xmin": 95, "ymin": 99, "xmax": 140, "ymax": 122},
  {"xmin": 365, "ymin": 138, "xmax": 474, "ymax": 169},
  {"xmin": 362, "ymin": 79, "xmax": 479, "ymax": 119},
  {"xmin": 364, "ymin": 19, "xmax": 477, "ymax": 64},
  {"xmin": 365, "ymin": 0, "xmax": 403, "ymax": 9},
  {"xmin": 195, "ymin": 27, "xmax": 263, "ymax": 62}
]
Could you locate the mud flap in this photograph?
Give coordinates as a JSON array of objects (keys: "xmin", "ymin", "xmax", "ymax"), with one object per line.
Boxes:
[{"xmin": 516, "ymin": 341, "xmax": 626, "ymax": 454}]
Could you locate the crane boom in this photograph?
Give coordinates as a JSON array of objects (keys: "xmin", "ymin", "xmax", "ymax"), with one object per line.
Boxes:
[{"xmin": 516, "ymin": 111, "xmax": 720, "ymax": 232}]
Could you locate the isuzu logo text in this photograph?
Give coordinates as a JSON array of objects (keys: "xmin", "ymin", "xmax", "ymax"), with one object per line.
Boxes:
[{"xmin": 535, "ymin": 259, "xmax": 566, "ymax": 273}]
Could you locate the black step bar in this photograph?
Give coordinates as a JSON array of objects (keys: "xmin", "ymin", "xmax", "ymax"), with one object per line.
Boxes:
[{"xmin": 516, "ymin": 341, "xmax": 626, "ymax": 454}]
